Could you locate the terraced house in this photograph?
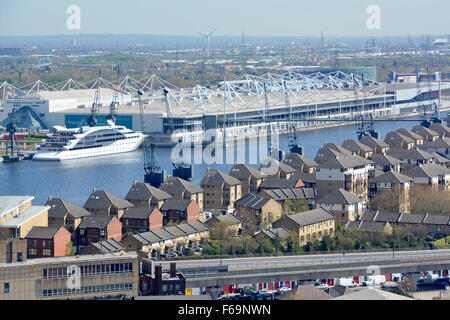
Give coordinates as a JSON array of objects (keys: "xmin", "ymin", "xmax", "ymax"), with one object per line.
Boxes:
[
  {"xmin": 200, "ymin": 169, "xmax": 242, "ymax": 213},
  {"xmin": 83, "ymin": 189, "xmax": 133, "ymax": 219},
  {"xmin": 272, "ymin": 207, "xmax": 335, "ymax": 244},
  {"xmin": 283, "ymin": 152, "xmax": 319, "ymax": 174},
  {"xmin": 160, "ymin": 177, "xmax": 204, "ymax": 212},
  {"xmin": 121, "ymin": 220, "xmax": 209, "ymax": 257},
  {"xmin": 234, "ymin": 192, "xmax": 282, "ymax": 227},
  {"xmin": 45, "ymin": 197, "xmax": 91, "ymax": 233},
  {"xmin": 125, "ymin": 181, "xmax": 172, "ymax": 209},
  {"xmin": 228, "ymin": 163, "xmax": 267, "ymax": 194}
]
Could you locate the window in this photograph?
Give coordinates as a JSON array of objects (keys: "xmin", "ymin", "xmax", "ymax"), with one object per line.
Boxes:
[
  {"xmin": 28, "ymin": 249, "xmax": 36, "ymax": 256},
  {"xmin": 43, "ymin": 240, "xmax": 46, "ymax": 247},
  {"xmin": 43, "ymin": 249, "xmax": 51, "ymax": 256},
  {"xmin": 4, "ymin": 283, "xmax": 9, "ymax": 294},
  {"xmin": 17, "ymin": 252, "xmax": 22, "ymax": 262},
  {"xmin": 162, "ymin": 285, "xmax": 167, "ymax": 292},
  {"xmin": 100, "ymin": 230, "xmax": 105, "ymax": 237},
  {"xmin": 80, "ymin": 229, "xmax": 84, "ymax": 235}
]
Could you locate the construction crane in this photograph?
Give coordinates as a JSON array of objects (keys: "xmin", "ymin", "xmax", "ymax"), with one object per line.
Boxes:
[
  {"xmin": 263, "ymin": 83, "xmax": 284, "ymax": 161},
  {"xmin": 355, "ymin": 74, "xmax": 379, "ymax": 140},
  {"xmin": 107, "ymin": 68, "xmax": 120, "ymax": 123},
  {"xmin": 283, "ymin": 80, "xmax": 303, "ymax": 155},
  {"xmin": 138, "ymin": 90, "xmax": 166, "ymax": 187},
  {"xmin": 2, "ymin": 73, "xmax": 24, "ymax": 163},
  {"xmin": 87, "ymin": 70, "xmax": 101, "ymax": 127},
  {"xmin": 163, "ymin": 88, "xmax": 193, "ymax": 180}
]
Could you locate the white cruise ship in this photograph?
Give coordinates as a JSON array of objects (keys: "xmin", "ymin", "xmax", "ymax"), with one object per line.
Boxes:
[{"xmin": 33, "ymin": 120, "xmax": 145, "ymax": 161}]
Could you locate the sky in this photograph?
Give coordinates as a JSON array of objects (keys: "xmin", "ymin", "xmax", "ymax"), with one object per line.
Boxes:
[{"xmin": 0, "ymin": 0, "xmax": 449, "ymax": 37}]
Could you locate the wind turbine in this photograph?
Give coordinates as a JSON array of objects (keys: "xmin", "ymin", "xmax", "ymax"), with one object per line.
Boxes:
[{"xmin": 198, "ymin": 27, "xmax": 217, "ymax": 58}]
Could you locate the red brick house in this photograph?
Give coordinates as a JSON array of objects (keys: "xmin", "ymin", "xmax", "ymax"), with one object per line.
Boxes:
[
  {"xmin": 120, "ymin": 207, "xmax": 163, "ymax": 234},
  {"xmin": 160, "ymin": 199, "xmax": 200, "ymax": 225},
  {"xmin": 24, "ymin": 226, "xmax": 71, "ymax": 258},
  {"xmin": 76, "ymin": 216, "xmax": 122, "ymax": 247}
]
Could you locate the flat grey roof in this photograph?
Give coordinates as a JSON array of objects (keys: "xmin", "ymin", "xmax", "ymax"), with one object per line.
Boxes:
[
  {"xmin": 0, "ymin": 251, "xmax": 138, "ymax": 268},
  {"xmin": 0, "ymin": 206, "xmax": 49, "ymax": 228},
  {"xmin": 0, "ymin": 195, "xmax": 35, "ymax": 219}
]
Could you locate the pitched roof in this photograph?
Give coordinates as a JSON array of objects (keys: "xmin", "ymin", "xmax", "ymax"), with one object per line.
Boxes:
[
  {"xmin": 287, "ymin": 285, "xmax": 332, "ymax": 300},
  {"xmin": 235, "ymin": 193, "xmax": 270, "ymax": 210},
  {"xmin": 279, "ymin": 207, "xmax": 335, "ymax": 227},
  {"xmin": 260, "ymin": 187, "xmax": 316, "ymax": 201},
  {"xmin": 317, "ymin": 188, "xmax": 362, "ymax": 205},
  {"xmin": 342, "ymin": 139, "xmax": 373, "ymax": 153},
  {"xmin": 360, "ymin": 135, "xmax": 390, "ymax": 149},
  {"xmin": 121, "ymin": 207, "xmax": 160, "ymax": 219},
  {"xmin": 422, "ymin": 214, "xmax": 450, "ymax": 225},
  {"xmin": 45, "ymin": 197, "xmax": 91, "ymax": 219},
  {"xmin": 386, "ymin": 148, "xmax": 434, "ymax": 161},
  {"xmin": 88, "ymin": 239, "xmax": 125, "ymax": 253},
  {"xmin": 398, "ymin": 213, "xmax": 426, "ymax": 224},
  {"xmin": 78, "ymin": 216, "xmax": 115, "ymax": 229},
  {"xmin": 24, "ymin": 226, "xmax": 64, "ymax": 239},
  {"xmin": 431, "ymin": 152, "xmax": 450, "ymax": 164},
  {"xmin": 283, "ymin": 153, "xmax": 318, "ymax": 169},
  {"xmin": 125, "ymin": 181, "xmax": 172, "ymax": 202},
  {"xmin": 345, "ymin": 221, "xmax": 390, "ymax": 232},
  {"xmin": 259, "ymin": 158, "xmax": 296, "ymax": 175},
  {"xmin": 421, "ymin": 137, "xmax": 450, "ymax": 148},
  {"xmin": 161, "ymin": 177, "xmax": 203, "ymax": 195},
  {"xmin": 200, "ymin": 169, "xmax": 242, "ymax": 186},
  {"xmin": 256, "ymin": 226, "xmax": 292, "ymax": 241},
  {"xmin": 412, "ymin": 125, "xmax": 440, "ymax": 138},
  {"xmin": 358, "ymin": 211, "xmax": 378, "ymax": 222},
  {"xmin": 370, "ymin": 153, "xmax": 402, "ymax": 166},
  {"xmin": 83, "ymin": 189, "xmax": 133, "ymax": 210},
  {"xmin": 404, "ymin": 163, "xmax": 450, "ymax": 179},
  {"xmin": 370, "ymin": 171, "xmax": 412, "ymax": 184},
  {"xmin": 332, "ymin": 288, "xmax": 414, "ymax": 300},
  {"xmin": 160, "ymin": 199, "xmax": 193, "ymax": 212},
  {"xmin": 384, "ymin": 131, "xmax": 415, "ymax": 144},
  {"xmin": 259, "ymin": 177, "xmax": 301, "ymax": 189},
  {"xmin": 397, "ymin": 128, "xmax": 424, "ymax": 141},
  {"xmin": 373, "ymin": 212, "xmax": 401, "ymax": 223},
  {"xmin": 131, "ymin": 221, "xmax": 210, "ymax": 245},
  {"xmin": 291, "ymin": 172, "xmax": 316, "ymax": 183},
  {"xmin": 429, "ymin": 123, "xmax": 450, "ymax": 136},
  {"xmin": 228, "ymin": 164, "xmax": 267, "ymax": 180},
  {"xmin": 0, "ymin": 206, "xmax": 49, "ymax": 228},
  {"xmin": 318, "ymin": 154, "xmax": 372, "ymax": 169}
]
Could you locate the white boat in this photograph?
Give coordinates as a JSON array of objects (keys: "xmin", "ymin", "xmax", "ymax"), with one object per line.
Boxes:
[{"xmin": 33, "ymin": 120, "xmax": 145, "ymax": 161}]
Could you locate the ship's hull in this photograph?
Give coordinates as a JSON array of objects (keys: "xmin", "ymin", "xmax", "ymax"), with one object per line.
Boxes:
[{"xmin": 33, "ymin": 137, "xmax": 143, "ymax": 161}]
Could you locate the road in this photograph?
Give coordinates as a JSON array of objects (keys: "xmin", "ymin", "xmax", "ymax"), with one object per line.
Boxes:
[{"xmin": 158, "ymin": 249, "xmax": 450, "ymax": 272}]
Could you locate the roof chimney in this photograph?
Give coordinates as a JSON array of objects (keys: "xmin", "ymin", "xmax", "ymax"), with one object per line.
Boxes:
[{"xmin": 170, "ymin": 263, "xmax": 176, "ymax": 278}]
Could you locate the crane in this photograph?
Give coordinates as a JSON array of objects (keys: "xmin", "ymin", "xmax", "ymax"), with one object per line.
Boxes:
[
  {"xmin": 138, "ymin": 90, "xmax": 166, "ymax": 187},
  {"xmin": 263, "ymin": 83, "xmax": 284, "ymax": 161},
  {"xmin": 283, "ymin": 80, "xmax": 303, "ymax": 155},
  {"xmin": 87, "ymin": 70, "xmax": 101, "ymax": 127},
  {"xmin": 107, "ymin": 68, "xmax": 120, "ymax": 123},
  {"xmin": 3, "ymin": 73, "xmax": 24, "ymax": 163},
  {"xmin": 355, "ymin": 74, "xmax": 379, "ymax": 140},
  {"xmin": 163, "ymin": 88, "xmax": 194, "ymax": 180}
]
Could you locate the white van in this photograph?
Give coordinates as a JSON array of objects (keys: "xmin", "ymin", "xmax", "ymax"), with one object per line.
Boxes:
[
  {"xmin": 363, "ymin": 275, "xmax": 386, "ymax": 287},
  {"xmin": 335, "ymin": 278, "xmax": 357, "ymax": 288}
]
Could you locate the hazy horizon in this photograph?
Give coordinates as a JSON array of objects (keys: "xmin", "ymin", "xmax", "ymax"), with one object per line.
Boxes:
[{"xmin": 1, "ymin": 0, "xmax": 449, "ymax": 37}]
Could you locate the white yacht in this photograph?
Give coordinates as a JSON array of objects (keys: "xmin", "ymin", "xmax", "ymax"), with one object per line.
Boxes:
[{"xmin": 33, "ymin": 120, "xmax": 145, "ymax": 161}]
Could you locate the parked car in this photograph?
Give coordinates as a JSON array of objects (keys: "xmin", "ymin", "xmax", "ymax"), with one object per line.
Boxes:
[
  {"xmin": 193, "ymin": 245, "xmax": 203, "ymax": 252},
  {"xmin": 278, "ymin": 286, "xmax": 291, "ymax": 292},
  {"xmin": 169, "ymin": 251, "xmax": 178, "ymax": 258},
  {"xmin": 434, "ymin": 277, "xmax": 450, "ymax": 289}
]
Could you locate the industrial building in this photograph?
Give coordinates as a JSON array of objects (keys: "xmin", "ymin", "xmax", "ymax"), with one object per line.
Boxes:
[{"xmin": 0, "ymin": 71, "xmax": 448, "ymax": 138}]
